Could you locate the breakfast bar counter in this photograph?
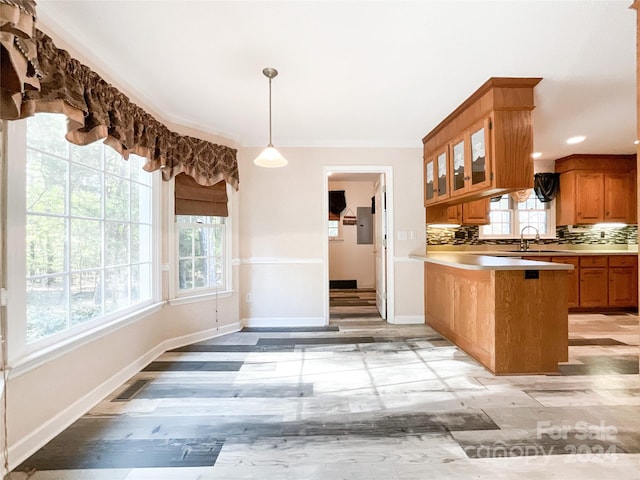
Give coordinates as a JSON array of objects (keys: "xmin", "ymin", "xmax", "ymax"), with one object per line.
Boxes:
[{"xmin": 410, "ymin": 253, "xmax": 572, "ymax": 375}]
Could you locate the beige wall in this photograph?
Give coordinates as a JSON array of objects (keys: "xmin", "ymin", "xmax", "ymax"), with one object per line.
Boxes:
[
  {"xmin": 5, "ymin": 143, "xmax": 427, "ymax": 470},
  {"xmin": 2, "ymin": 26, "xmax": 427, "ymax": 466},
  {"xmin": 238, "ymin": 146, "xmax": 425, "ymax": 325},
  {"xmin": 328, "ymin": 180, "xmax": 376, "ymax": 288}
]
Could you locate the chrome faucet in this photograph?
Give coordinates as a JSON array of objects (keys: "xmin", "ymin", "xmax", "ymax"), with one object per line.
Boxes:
[{"xmin": 519, "ymin": 226, "xmax": 540, "ymax": 251}]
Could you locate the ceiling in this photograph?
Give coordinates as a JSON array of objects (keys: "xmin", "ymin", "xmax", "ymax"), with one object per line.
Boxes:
[{"xmin": 37, "ymin": 1, "xmax": 637, "ymax": 162}]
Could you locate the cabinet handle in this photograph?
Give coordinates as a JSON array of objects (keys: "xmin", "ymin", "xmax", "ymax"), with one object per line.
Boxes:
[{"xmin": 464, "ymin": 176, "xmax": 470, "ymax": 181}]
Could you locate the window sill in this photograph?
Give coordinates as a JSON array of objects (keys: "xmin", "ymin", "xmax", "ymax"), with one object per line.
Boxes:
[
  {"xmin": 169, "ymin": 290, "xmax": 234, "ymax": 306},
  {"xmin": 329, "ymin": 238, "xmax": 344, "ymax": 242},
  {"xmin": 9, "ymin": 301, "xmax": 165, "ymax": 378}
]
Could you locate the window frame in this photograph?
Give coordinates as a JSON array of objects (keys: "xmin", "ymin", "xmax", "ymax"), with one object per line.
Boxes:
[
  {"xmin": 328, "ymin": 218, "xmax": 343, "ymax": 241},
  {"xmin": 168, "ymin": 180, "xmax": 233, "ymax": 304},
  {"xmin": 478, "ymin": 192, "xmax": 556, "ymax": 240},
  {"xmin": 5, "ymin": 116, "xmax": 162, "ymax": 365}
]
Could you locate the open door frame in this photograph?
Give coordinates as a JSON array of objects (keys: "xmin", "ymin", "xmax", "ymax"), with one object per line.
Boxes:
[{"xmin": 323, "ymin": 165, "xmax": 394, "ymax": 324}]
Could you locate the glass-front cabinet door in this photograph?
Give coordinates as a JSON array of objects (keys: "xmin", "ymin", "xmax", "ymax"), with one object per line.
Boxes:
[
  {"xmin": 436, "ymin": 150, "xmax": 448, "ymax": 197},
  {"xmin": 469, "ymin": 119, "xmax": 491, "ymax": 190},
  {"xmin": 424, "ymin": 146, "xmax": 450, "ymax": 206},
  {"xmin": 452, "ymin": 138, "xmax": 466, "ymax": 193},
  {"xmin": 424, "ymin": 158, "xmax": 435, "ymax": 204},
  {"xmin": 449, "ymin": 118, "xmax": 492, "ymax": 197}
]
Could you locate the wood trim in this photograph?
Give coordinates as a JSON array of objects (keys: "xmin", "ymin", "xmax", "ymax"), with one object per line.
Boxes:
[
  {"xmin": 554, "ymin": 154, "xmax": 636, "ymax": 173},
  {"xmin": 422, "ymin": 77, "xmax": 542, "ymax": 144}
]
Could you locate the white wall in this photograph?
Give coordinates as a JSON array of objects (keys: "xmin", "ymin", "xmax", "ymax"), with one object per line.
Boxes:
[
  {"xmin": 238, "ymin": 146, "xmax": 425, "ymax": 326},
  {"xmin": 328, "ymin": 180, "xmax": 376, "ymax": 288}
]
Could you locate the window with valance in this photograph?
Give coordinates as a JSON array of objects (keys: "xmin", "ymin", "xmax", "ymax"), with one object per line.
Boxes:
[{"xmin": 0, "ymin": 0, "xmax": 239, "ymax": 191}]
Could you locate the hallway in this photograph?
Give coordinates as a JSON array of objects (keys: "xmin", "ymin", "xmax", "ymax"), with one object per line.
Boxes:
[{"xmin": 8, "ymin": 314, "xmax": 640, "ymax": 479}]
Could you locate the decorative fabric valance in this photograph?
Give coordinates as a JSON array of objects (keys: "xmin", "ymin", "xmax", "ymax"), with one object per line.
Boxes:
[
  {"xmin": 533, "ymin": 173, "xmax": 560, "ymax": 203},
  {"xmin": 329, "ymin": 190, "xmax": 346, "ymax": 220},
  {"xmin": 0, "ymin": 0, "xmax": 41, "ymax": 119},
  {"xmin": 175, "ymin": 173, "xmax": 228, "ymax": 217},
  {"xmin": 510, "ymin": 189, "xmax": 532, "ymax": 203},
  {"xmin": 1, "ymin": 23, "xmax": 239, "ymax": 189}
]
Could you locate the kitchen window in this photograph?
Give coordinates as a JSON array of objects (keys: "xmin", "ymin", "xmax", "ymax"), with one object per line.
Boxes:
[
  {"xmin": 479, "ymin": 191, "xmax": 555, "ymax": 239},
  {"xmin": 7, "ymin": 113, "xmax": 158, "ymax": 355}
]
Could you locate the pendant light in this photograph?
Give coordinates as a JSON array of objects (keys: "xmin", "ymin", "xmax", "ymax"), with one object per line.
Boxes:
[{"xmin": 254, "ymin": 67, "xmax": 288, "ymax": 168}]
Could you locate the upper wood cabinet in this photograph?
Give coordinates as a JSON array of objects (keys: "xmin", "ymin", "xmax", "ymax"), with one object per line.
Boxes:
[
  {"xmin": 424, "ymin": 147, "xmax": 449, "ymax": 204},
  {"xmin": 426, "ymin": 198, "xmax": 490, "ymax": 225},
  {"xmin": 462, "ymin": 198, "xmax": 491, "ymax": 224},
  {"xmin": 422, "ymin": 77, "xmax": 541, "ymax": 207},
  {"xmin": 555, "ymin": 155, "xmax": 637, "ymax": 225}
]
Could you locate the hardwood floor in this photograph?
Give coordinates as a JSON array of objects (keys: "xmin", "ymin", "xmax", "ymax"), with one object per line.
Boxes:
[
  {"xmin": 7, "ymin": 313, "xmax": 639, "ymax": 479},
  {"xmin": 329, "ymin": 288, "xmax": 382, "ymax": 322}
]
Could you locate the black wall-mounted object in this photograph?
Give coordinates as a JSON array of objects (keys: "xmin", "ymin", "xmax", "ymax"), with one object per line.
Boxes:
[
  {"xmin": 533, "ymin": 173, "xmax": 560, "ymax": 203},
  {"xmin": 329, "ymin": 190, "xmax": 346, "ymax": 216}
]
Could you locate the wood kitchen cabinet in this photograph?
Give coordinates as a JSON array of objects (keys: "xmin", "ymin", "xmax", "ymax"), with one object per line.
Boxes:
[
  {"xmin": 550, "ymin": 256, "xmax": 580, "ymax": 308},
  {"xmin": 422, "ymin": 77, "xmax": 541, "ymax": 207},
  {"xmin": 556, "ymin": 155, "xmax": 637, "ymax": 225},
  {"xmin": 579, "ymin": 256, "xmax": 609, "ymax": 308},
  {"xmin": 462, "ymin": 197, "xmax": 490, "ymax": 224},
  {"xmin": 424, "ymin": 148, "xmax": 449, "ymax": 205},
  {"xmin": 608, "ymin": 255, "xmax": 638, "ymax": 307},
  {"xmin": 426, "ymin": 198, "xmax": 490, "ymax": 225},
  {"xmin": 450, "ymin": 119, "xmax": 492, "ymax": 198}
]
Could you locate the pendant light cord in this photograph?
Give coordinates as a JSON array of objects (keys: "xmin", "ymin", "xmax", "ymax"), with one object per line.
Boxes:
[{"xmin": 268, "ymin": 76, "xmax": 273, "ymax": 147}]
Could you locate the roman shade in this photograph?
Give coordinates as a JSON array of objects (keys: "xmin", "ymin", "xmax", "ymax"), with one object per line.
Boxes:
[{"xmin": 175, "ymin": 173, "xmax": 228, "ymax": 217}]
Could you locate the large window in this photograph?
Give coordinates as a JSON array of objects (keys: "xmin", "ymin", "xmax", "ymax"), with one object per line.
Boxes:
[
  {"xmin": 23, "ymin": 113, "xmax": 155, "ymax": 343},
  {"xmin": 480, "ymin": 191, "xmax": 555, "ymax": 239},
  {"xmin": 176, "ymin": 215, "xmax": 225, "ymax": 293}
]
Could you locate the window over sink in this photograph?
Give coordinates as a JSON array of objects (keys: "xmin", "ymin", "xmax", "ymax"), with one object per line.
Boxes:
[{"xmin": 479, "ymin": 191, "xmax": 555, "ymax": 239}]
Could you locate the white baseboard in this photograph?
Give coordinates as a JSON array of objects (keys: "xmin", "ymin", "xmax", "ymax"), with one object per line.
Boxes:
[
  {"xmin": 389, "ymin": 315, "xmax": 425, "ymax": 325},
  {"xmin": 241, "ymin": 317, "xmax": 326, "ymax": 327},
  {"xmin": 6, "ymin": 322, "xmax": 241, "ymax": 473}
]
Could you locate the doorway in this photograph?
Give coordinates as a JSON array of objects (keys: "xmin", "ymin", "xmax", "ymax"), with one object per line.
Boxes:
[{"xmin": 323, "ymin": 166, "xmax": 394, "ymax": 325}]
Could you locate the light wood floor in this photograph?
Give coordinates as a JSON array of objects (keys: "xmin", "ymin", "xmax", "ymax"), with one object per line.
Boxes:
[
  {"xmin": 329, "ymin": 288, "xmax": 382, "ymax": 323},
  {"xmin": 7, "ymin": 313, "xmax": 639, "ymax": 478}
]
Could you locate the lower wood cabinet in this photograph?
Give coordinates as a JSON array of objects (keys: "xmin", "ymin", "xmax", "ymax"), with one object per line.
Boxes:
[
  {"xmin": 550, "ymin": 256, "xmax": 579, "ymax": 308},
  {"xmin": 520, "ymin": 254, "xmax": 638, "ymax": 310},
  {"xmin": 608, "ymin": 256, "xmax": 638, "ymax": 307},
  {"xmin": 574, "ymin": 255, "xmax": 637, "ymax": 309},
  {"xmin": 579, "ymin": 267, "xmax": 608, "ymax": 307}
]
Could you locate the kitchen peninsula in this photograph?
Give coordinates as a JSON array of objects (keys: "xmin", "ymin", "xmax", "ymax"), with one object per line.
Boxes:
[{"xmin": 411, "ymin": 252, "xmax": 572, "ymax": 375}]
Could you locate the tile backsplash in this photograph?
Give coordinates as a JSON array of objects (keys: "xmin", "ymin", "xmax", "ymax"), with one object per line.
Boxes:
[{"xmin": 426, "ymin": 225, "xmax": 638, "ymax": 247}]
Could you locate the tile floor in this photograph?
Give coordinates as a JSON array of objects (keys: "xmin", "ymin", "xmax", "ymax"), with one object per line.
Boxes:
[{"xmin": 7, "ymin": 313, "xmax": 640, "ymax": 479}]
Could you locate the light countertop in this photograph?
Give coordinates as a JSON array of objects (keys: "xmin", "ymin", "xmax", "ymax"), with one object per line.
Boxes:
[
  {"xmin": 409, "ymin": 253, "xmax": 574, "ymax": 271},
  {"xmin": 425, "ymin": 245, "xmax": 638, "ymax": 256}
]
